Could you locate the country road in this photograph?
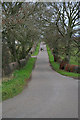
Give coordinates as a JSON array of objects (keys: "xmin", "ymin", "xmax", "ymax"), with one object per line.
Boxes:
[{"xmin": 2, "ymin": 43, "xmax": 78, "ymax": 118}]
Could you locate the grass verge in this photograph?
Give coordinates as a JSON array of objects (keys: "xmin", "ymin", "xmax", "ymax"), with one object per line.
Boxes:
[
  {"xmin": 31, "ymin": 43, "xmax": 40, "ymax": 56},
  {"xmin": 47, "ymin": 45, "xmax": 80, "ymax": 79},
  {"xmin": 2, "ymin": 43, "xmax": 40, "ymax": 101}
]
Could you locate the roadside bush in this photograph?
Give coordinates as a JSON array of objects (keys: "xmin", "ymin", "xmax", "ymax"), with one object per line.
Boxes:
[
  {"xmin": 60, "ymin": 60, "xmax": 68, "ymax": 70},
  {"xmin": 65, "ymin": 64, "xmax": 80, "ymax": 73}
]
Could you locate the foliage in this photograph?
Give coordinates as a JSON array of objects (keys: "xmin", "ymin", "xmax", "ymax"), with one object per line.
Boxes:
[
  {"xmin": 2, "ymin": 2, "xmax": 80, "ymax": 76},
  {"xmin": 2, "ymin": 2, "xmax": 40, "ymax": 71},
  {"xmin": 2, "ymin": 43, "xmax": 40, "ymax": 101},
  {"xmin": 47, "ymin": 45, "xmax": 80, "ymax": 78},
  {"xmin": 43, "ymin": 2, "xmax": 80, "ymax": 63}
]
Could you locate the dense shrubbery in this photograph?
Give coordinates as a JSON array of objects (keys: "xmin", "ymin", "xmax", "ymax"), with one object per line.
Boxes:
[{"xmin": 60, "ymin": 61, "xmax": 80, "ymax": 73}]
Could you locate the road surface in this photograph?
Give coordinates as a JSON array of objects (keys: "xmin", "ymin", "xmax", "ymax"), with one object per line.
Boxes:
[{"xmin": 2, "ymin": 43, "xmax": 78, "ymax": 118}]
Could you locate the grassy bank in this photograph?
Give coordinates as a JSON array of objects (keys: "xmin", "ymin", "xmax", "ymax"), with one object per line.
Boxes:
[
  {"xmin": 31, "ymin": 43, "xmax": 40, "ymax": 56},
  {"xmin": 2, "ymin": 43, "xmax": 40, "ymax": 101},
  {"xmin": 47, "ymin": 45, "xmax": 80, "ymax": 79}
]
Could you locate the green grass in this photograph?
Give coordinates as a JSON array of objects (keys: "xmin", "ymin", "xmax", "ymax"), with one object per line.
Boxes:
[
  {"xmin": 70, "ymin": 56, "xmax": 79, "ymax": 65},
  {"xmin": 31, "ymin": 43, "xmax": 40, "ymax": 56},
  {"xmin": 2, "ymin": 57, "xmax": 36, "ymax": 101},
  {"xmin": 2, "ymin": 43, "xmax": 40, "ymax": 101},
  {"xmin": 47, "ymin": 45, "xmax": 80, "ymax": 79}
]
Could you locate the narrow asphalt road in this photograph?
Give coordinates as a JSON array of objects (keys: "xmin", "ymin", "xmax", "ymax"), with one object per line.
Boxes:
[{"xmin": 2, "ymin": 43, "xmax": 78, "ymax": 118}]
